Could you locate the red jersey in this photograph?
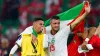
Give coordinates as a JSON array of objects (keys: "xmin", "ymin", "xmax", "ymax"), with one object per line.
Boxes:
[
  {"xmin": 68, "ymin": 35, "xmax": 84, "ymax": 56},
  {"xmin": 86, "ymin": 35, "xmax": 100, "ymax": 56}
]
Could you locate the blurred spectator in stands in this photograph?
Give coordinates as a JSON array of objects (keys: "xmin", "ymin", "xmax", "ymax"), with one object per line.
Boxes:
[
  {"xmin": 68, "ymin": 0, "xmax": 80, "ymax": 8},
  {"xmin": 0, "ymin": 33, "xmax": 1, "ymax": 39},
  {"xmin": 19, "ymin": 0, "xmax": 29, "ymax": 30},
  {"xmin": 29, "ymin": 0, "xmax": 44, "ymax": 20},
  {"xmin": 0, "ymin": 32, "xmax": 4, "ymax": 41},
  {"xmin": 0, "ymin": 24, "xmax": 3, "ymax": 41},
  {"xmin": 45, "ymin": 0, "xmax": 62, "ymax": 18},
  {"xmin": 0, "ymin": 38, "xmax": 10, "ymax": 56},
  {"xmin": 86, "ymin": 14, "xmax": 96, "ymax": 27},
  {"xmin": 1, "ymin": 0, "xmax": 20, "ymax": 23},
  {"xmin": 0, "ymin": 37, "xmax": 20, "ymax": 56},
  {"xmin": 0, "ymin": 24, "xmax": 2, "ymax": 31},
  {"xmin": 86, "ymin": 0, "xmax": 100, "ymax": 27},
  {"xmin": 4, "ymin": 26, "xmax": 19, "ymax": 55},
  {"xmin": 46, "ymin": 3, "xmax": 61, "ymax": 18},
  {"xmin": 0, "ymin": 0, "xmax": 20, "ymax": 35},
  {"xmin": 5, "ymin": 26, "xmax": 18, "ymax": 40}
]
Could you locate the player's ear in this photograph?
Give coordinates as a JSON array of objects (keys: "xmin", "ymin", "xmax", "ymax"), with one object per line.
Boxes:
[{"xmin": 33, "ymin": 22, "xmax": 36, "ymax": 26}]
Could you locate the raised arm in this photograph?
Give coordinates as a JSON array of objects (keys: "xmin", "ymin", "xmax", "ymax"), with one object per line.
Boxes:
[{"xmin": 71, "ymin": 2, "xmax": 91, "ymax": 30}]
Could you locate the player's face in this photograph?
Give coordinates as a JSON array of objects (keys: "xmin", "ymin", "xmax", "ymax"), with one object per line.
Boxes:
[
  {"xmin": 51, "ymin": 19, "xmax": 60, "ymax": 31},
  {"xmin": 34, "ymin": 20, "xmax": 44, "ymax": 33}
]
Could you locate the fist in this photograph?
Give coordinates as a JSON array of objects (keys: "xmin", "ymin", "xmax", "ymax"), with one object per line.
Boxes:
[
  {"xmin": 81, "ymin": 41, "xmax": 88, "ymax": 50},
  {"xmin": 84, "ymin": 1, "xmax": 91, "ymax": 13}
]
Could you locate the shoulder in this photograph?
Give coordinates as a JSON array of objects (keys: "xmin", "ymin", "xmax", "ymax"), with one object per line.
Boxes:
[
  {"xmin": 21, "ymin": 26, "xmax": 33, "ymax": 34},
  {"xmin": 60, "ymin": 25, "xmax": 71, "ymax": 32}
]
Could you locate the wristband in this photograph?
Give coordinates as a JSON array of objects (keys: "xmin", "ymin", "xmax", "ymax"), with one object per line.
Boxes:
[
  {"xmin": 86, "ymin": 44, "xmax": 93, "ymax": 50},
  {"xmin": 85, "ymin": 38, "xmax": 89, "ymax": 42}
]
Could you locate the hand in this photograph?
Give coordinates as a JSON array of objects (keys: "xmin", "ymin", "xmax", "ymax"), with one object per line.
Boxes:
[
  {"xmin": 81, "ymin": 41, "xmax": 88, "ymax": 50},
  {"xmin": 84, "ymin": 1, "xmax": 91, "ymax": 14}
]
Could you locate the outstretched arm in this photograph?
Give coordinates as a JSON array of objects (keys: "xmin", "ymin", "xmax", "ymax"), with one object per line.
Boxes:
[{"xmin": 71, "ymin": 2, "xmax": 91, "ymax": 30}]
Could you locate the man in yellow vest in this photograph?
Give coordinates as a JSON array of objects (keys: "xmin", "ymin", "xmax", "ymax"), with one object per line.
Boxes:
[{"xmin": 9, "ymin": 17, "xmax": 46, "ymax": 56}]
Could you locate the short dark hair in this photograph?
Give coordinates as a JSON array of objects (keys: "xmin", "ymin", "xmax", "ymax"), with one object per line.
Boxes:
[
  {"xmin": 33, "ymin": 17, "xmax": 44, "ymax": 22},
  {"xmin": 50, "ymin": 16, "xmax": 60, "ymax": 20}
]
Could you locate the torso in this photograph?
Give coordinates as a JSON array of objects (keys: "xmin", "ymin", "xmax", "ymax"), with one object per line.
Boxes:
[{"xmin": 47, "ymin": 31, "xmax": 55, "ymax": 56}]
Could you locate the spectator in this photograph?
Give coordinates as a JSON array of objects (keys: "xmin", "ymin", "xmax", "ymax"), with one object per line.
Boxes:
[
  {"xmin": 0, "ymin": 0, "xmax": 20, "ymax": 35},
  {"xmin": 0, "ymin": 38, "xmax": 10, "ymax": 56},
  {"xmin": 68, "ymin": 0, "xmax": 80, "ymax": 8},
  {"xmin": 19, "ymin": 0, "xmax": 29, "ymax": 29},
  {"xmin": 46, "ymin": 3, "xmax": 61, "ymax": 18},
  {"xmin": 29, "ymin": 0, "xmax": 44, "ymax": 19},
  {"xmin": 45, "ymin": 0, "xmax": 62, "ymax": 18},
  {"xmin": 6, "ymin": 27, "xmax": 17, "ymax": 39}
]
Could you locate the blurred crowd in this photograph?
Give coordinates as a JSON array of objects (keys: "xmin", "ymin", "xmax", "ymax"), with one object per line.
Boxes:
[{"xmin": 0, "ymin": 0, "xmax": 100, "ymax": 56}]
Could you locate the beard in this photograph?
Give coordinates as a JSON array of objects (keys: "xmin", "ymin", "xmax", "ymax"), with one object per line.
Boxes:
[
  {"xmin": 53, "ymin": 28, "xmax": 59, "ymax": 32},
  {"xmin": 38, "ymin": 31, "xmax": 42, "ymax": 34}
]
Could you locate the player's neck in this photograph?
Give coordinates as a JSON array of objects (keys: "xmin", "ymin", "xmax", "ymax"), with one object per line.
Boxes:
[
  {"xmin": 33, "ymin": 26, "xmax": 39, "ymax": 34},
  {"xmin": 51, "ymin": 29, "xmax": 58, "ymax": 35}
]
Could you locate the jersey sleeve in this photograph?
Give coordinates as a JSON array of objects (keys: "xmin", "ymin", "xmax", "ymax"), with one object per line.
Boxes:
[{"xmin": 16, "ymin": 35, "xmax": 22, "ymax": 47}]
